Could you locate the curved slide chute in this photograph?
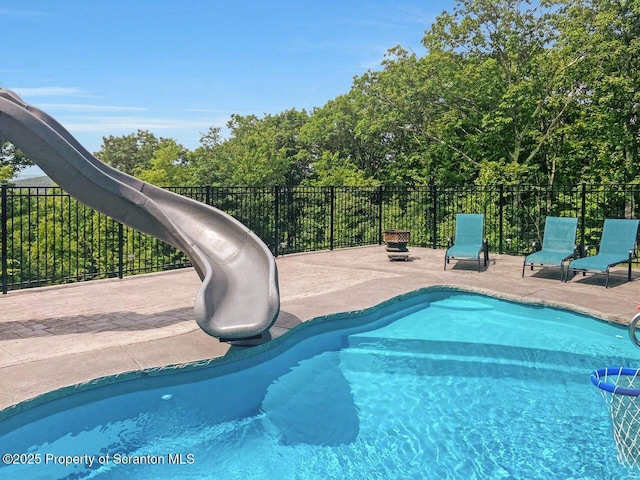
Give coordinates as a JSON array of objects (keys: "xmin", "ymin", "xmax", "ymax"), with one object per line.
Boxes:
[{"xmin": 0, "ymin": 89, "xmax": 280, "ymax": 341}]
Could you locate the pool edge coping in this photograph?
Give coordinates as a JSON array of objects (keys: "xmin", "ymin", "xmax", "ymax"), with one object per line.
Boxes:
[{"xmin": 0, "ymin": 283, "xmax": 618, "ymax": 424}]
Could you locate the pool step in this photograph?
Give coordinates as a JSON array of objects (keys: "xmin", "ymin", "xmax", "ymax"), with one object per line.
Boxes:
[
  {"xmin": 342, "ymin": 337, "xmax": 635, "ymax": 378},
  {"xmin": 339, "ymin": 346, "xmax": 584, "ymax": 382}
]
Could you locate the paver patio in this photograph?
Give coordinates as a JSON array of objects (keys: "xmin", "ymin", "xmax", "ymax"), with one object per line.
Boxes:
[{"xmin": 1, "ymin": 245, "xmax": 639, "ymax": 413}]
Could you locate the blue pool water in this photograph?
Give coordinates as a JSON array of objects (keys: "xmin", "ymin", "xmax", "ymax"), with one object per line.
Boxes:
[{"xmin": 1, "ymin": 288, "xmax": 639, "ymax": 479}]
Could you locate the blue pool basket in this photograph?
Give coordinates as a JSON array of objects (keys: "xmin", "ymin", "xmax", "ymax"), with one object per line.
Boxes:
[
  {"xmin": 591, "ymin": 367, "xmax": 640, "ymax": 472},
  {"xmin": 590, "ymin": 312, "xmax": 640, "ymax": 472}
]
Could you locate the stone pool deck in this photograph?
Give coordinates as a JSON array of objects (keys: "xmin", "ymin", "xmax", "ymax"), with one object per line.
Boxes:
[{"xmin": 1, "ymin": 245, "xmax": 640, "ymax": 413}]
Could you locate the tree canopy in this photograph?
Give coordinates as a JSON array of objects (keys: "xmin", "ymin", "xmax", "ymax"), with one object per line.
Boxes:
[
  {"xmin": 0, "ymin": 140, "xmax": 32, "ymax": 183},
  {"xmin": 8, "ymin": 0, "xmax": 640, "ymax": 188}
]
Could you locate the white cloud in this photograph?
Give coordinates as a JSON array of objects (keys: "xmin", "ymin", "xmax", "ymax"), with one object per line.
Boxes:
[
  {"xmin": 185, "ymin": 107, "xmax": 227, "ymax": 114},
  {"xmin": 38, "ymin": 103, "xmax": 147, "ymax": 113},
  {"xmin": 63, "ymin": 116, "xmax": 225, "ymax": 133},
  {"xmin": 62, "ymin": 115, "xmax": 229, "ymax": 151},
  {"xmin": 0, "ymin": 8, "xmax": 50, "ymax": 18},
  {"xmin": 11, "ymin": 87, "xmax": 87, "ymax": 97}
]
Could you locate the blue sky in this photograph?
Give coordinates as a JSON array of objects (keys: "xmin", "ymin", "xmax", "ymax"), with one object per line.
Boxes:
[{"xmin": 2, "ymin": 0, "xmax": 455, "ymax": 176}]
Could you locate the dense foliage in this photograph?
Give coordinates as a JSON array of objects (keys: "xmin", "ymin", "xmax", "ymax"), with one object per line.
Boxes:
[
  {"xmin": 3, "ymin": 0, "xmax": 640, "ymax": 290},
  {"xmin": 88, "ymin": 0, "xmax": 640, "ymax": 189},
  {"xmin": 3, "ymin": 183, "xmax": 639, "ymax": 290},
  {"xmin": 0, "ymin": 140, "xmax": 31, "ymax": 183},
  {"xmin": 4, "ymin": 0, "xmax": 640, "ymax": 189}
]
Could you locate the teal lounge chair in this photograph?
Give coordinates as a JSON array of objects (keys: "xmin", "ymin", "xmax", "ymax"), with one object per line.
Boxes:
[
  {"xmin": 444, "ymin": 213, "xmax": 488, "ymax": 272},
  {"xmin": 567, "ymin": 218, "xmax": 640, "ymax": 288},
  {"xmin": 522, "ymin": 216, "xmax": 578, "ymax": 281}
]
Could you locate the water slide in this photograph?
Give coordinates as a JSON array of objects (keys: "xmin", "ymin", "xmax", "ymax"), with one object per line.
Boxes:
[{"xmin": 0, "ymin": 89, "xmax": 280, "ymax": 341}]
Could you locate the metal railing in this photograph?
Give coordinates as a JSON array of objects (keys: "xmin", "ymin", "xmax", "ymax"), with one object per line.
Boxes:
[{"xmin": 2, "ymin": 183, "xmax": 639, "ymax": 292}]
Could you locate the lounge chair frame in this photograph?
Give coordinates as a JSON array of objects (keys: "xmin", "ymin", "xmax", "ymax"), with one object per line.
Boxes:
[
  {"xmin": 566, "ymin": 218, "xmax": 639, "ymax": 288},
  {"xmin": 444, "ymin": 214, "xmax": 489, "ymax": 272},
  {"xmin": 521, "ymin": 216, "xmax": 578, "ymax": 282},
  {"xmin": 568, "ymin": 250, "xmax": 635, "ymax": 288}
]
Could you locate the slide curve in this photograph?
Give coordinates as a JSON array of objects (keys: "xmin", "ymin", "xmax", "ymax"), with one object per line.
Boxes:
[{"xmin": 0, "ymin": 89, "xmax": 280, "ymax": 341}]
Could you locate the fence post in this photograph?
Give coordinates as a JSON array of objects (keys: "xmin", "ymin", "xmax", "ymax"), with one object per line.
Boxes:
[
  {"xmin": 118, "ymin": 222, "xmax": 124, "ymax": 279},
  {"xmin": 329, "ymin": 186, "xmax": 335, "ymax": 250},
  {"xmin": 1, "ymin": 185, "xmax": 7, "ymax": 294},
  {"xmin": 377, "ymin": 186, "xmax": 383, "ymax": 245},
  {"xmin": 580, "ymin": 183, "xmax": 586, "ymax": 257},
  {"xmin": 431, "ymin": 183, "xmax": 437, "ymax": 249},
  {"xmin": 499, "ymin": 184, "xmax": 504, "ymax": 254},
  {"xmin": 205, "ymin": 185, "xmax": 211, "ymax": 206},
  {"xmin": 273, "ymin": 186, "xmax": 280, "ymax": 257}
]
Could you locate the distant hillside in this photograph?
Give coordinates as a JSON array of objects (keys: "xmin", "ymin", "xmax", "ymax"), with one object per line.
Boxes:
[{"xmin": 12, "ymin": 176, "xmax": 56, "ymax": 188}]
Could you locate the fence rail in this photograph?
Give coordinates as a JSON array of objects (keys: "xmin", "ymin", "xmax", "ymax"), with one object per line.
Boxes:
[{"xmin": 2, "ymin": 183, "xmax": 640, "ymax": 292}]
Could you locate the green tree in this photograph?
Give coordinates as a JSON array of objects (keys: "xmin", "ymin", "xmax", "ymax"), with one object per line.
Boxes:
[
  {"xmin": 422, "ymin": 0, "xmax": 581, "ymax": 185},
  {"xmin": 299, "ymin": 90, "xmax": 387, "ymax": 185},
  {"xmin": 345, "ymin": 46, "xmax": 487, "ymax": 185},
  {"xmin": 1, "ymin": 140, "xmax": 32, "ymax": 183},
  {"xmin": 95, "ymin": 130, "xmax": 165, "ymax": 175},
  {"xmin": 553, "ymin": 0, "xmax": 640, "ymax": 183},
  {"xmin": 188, "ymin": 109, "xmax": 309, "ymax": 186},
  {"xmin": 304, "ymin": 151, "xmax": 379, "ymax": 186},
  {"xmin": 301, "ymin": 0, "xmax": 579, "ymax": 186},
  {"xmin": 134, "ymin": 139, "xmax": 189, "ymax": 186}
]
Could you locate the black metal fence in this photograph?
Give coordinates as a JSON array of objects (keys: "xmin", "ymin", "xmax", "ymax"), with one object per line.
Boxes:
[{"xmin": 2, "ymin": 183, "xmax": 640, "ymax": 292}]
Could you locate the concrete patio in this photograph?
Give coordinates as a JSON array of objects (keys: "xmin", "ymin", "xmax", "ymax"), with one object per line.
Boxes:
[{"xmin": 1, "ymin": 245, "xmax": 640, "ymax": 415}]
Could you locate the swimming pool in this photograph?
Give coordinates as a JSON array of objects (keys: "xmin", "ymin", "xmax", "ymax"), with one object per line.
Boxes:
[{"xmin": 1, "ymin": 288, "xmax": 638, "ymax": 479}]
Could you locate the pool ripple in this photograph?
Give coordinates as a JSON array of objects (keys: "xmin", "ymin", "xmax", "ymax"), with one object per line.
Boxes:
[{"xmin": 1, "ymin": 289, "xmax": 639, "ymax": 479}]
